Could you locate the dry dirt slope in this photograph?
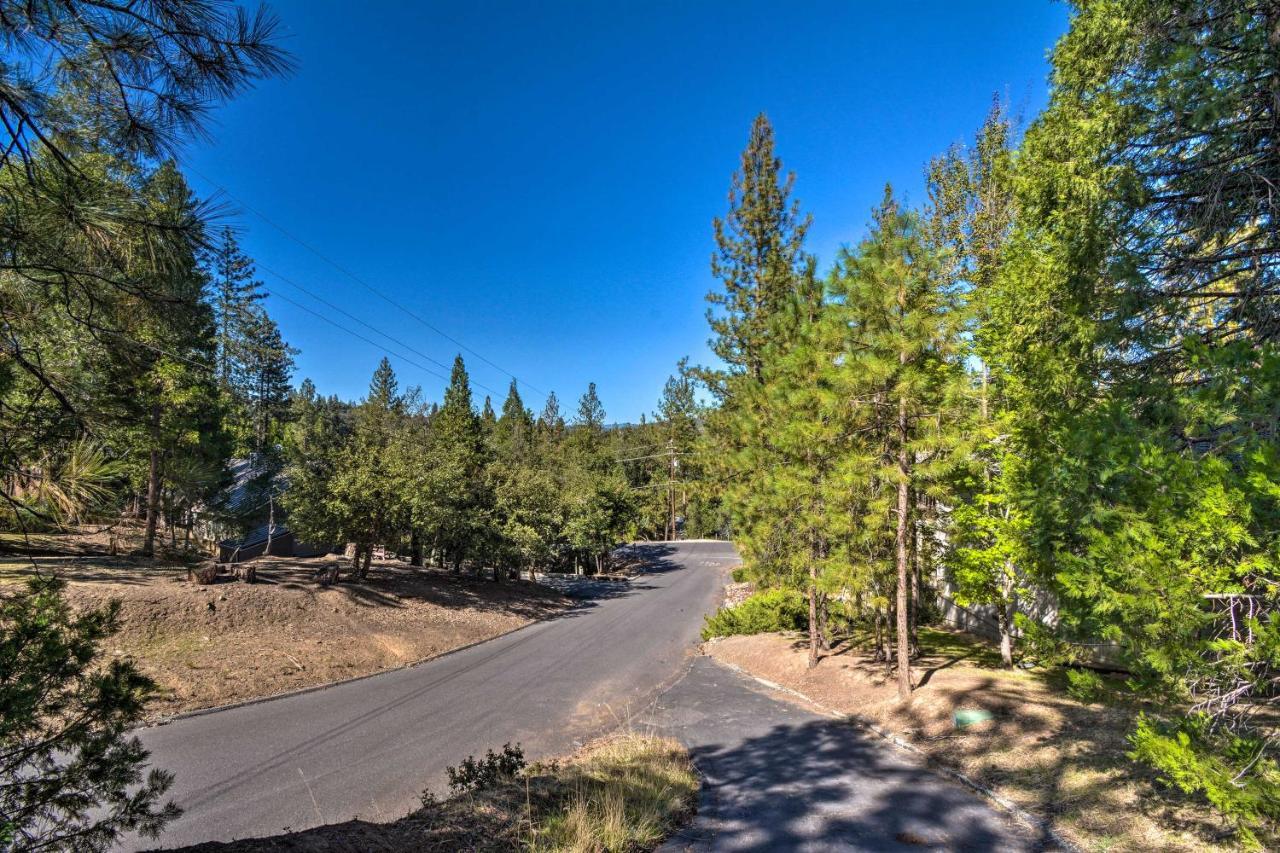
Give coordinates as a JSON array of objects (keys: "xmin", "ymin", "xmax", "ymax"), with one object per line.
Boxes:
[{"xmin": 1, "ymin": 554, "xmax": 571, "ymax": 720}]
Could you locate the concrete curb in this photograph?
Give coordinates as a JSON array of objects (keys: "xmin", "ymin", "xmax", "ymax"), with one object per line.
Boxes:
[{"xmin": 709, "ymin": 656, "xmax": 1082, "ymax": 853}]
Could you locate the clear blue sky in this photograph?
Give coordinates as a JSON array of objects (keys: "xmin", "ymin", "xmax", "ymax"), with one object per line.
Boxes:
[{"xmin": 182, "ymin": 1, "xmax": 1069, "ymax": 422}]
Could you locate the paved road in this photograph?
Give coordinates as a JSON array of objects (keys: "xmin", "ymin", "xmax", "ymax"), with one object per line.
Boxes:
[
  {"xmin": 133, "ymin": 541, "xmax": 733, "ymax": 850},
  {"xmin": 137, "ymin": 540, "xmax": 1044, "ymax": 852},
  {"xmin": 645, "ymin": 657, "xmax": 1042, "ymax": 852}
]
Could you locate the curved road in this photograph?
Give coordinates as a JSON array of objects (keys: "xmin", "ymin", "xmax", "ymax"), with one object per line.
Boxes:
[
  {"xmin": 134, "ymin": 541, "xmax": 733, "ymax": 850},
  {"xmin": 137, "ymin": 540, "xmax": 1039, "ymax": 851}
]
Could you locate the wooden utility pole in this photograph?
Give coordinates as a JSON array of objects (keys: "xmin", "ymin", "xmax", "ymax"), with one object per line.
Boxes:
[{"xmin": 667, "ymin": 439, "xmax": 677, "ymax": 541}]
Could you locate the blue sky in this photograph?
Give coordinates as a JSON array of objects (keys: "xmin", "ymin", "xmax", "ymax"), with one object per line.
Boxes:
[{"xmin": 183, "ymin": 1, "xmax": 1070, "ymax": 422}]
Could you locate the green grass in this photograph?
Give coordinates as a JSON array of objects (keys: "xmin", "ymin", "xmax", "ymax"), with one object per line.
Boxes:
[{"xmin": 914, "ymin": 626, "xmax": 1007, "ymax": 668}]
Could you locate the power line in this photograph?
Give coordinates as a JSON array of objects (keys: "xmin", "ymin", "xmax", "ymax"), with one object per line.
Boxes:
[
  {"xmin": 187, "ymin": 165, "xmax": 545, "ymax": 396},
  {"xmin": 259, "ymin": 263, "xmax": 453, "ymax": 373},
  {"xmin": 617, "ymin": 450, "xmax": 687, "ymax": 464},
  {"xmin": 257, "ymin": 264, "xmax": 503, "ymax": 399},
  {"xmin": 265, "ymin": 289, "xmax": 453, "ymax": 386}
]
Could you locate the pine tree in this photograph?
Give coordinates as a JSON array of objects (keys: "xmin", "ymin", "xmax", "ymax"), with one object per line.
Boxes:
[
  {"xmin": 828, "ymin": 188, "xmax": 966, "ymax": 701},
  {"xmin": 326, "ymin": 360, "xmax": 406, "ymax": 580},
  {"xmin": 368, "ymin": 357, "xmax": 400, "ymax": 411},
  {"xmin": 576, "ymin": 382, "xmax": 605, "ymax": 431},
  {"xmin": 432, "ymin": 356, "xmax": 488, "ymax": 572},
  {"xmin": 239, "ymin": 308, "xmax": 296, "ymax": 460},
  {"xmin": 702, "ymin": 113, "xmax": 819, "ymax": 607},
  {"xmin": 706, "ymin": 113, "xmax": 814, "ymax": 383},
  {"xmin": 208, "ymin": 227, "xmax": 264, "ymax": 393},
  {"xmin": 569, "ymin": 382, "xmax": 607, "ymax": 465},
  {"xmin": 927, "ymin": 100, "xmax": 1023, "ymax": 666},
  {"xmin": 495, "ymin": 380, "xmax": 533, "ymax": 462}
]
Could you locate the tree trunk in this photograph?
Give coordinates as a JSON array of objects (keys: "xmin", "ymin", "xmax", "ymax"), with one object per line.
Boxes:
[
  {"xmin": 807, "ymin": 558, "xmax": 819, "ymax": 669},
  {"xmin": 818, "ymin": 592, "xmax": 831, "ymax": 652},
  {"xmin": 410, "ymin": 530, "xmax": 423, "ymax": 567},
  {"xmin": 895, "ymin": 390, "xmax": 912, "ymax": 702},
  {"xmin": 999, "ymin": 560, "xmax": 1017, "ymax": 668},
  {"xmin": 142, "ymin": 406, "xmax": 161, "ymax": 557},
  {"xmin": 361, "ymin": 544, "xmax": 372, "ymax": 580}
]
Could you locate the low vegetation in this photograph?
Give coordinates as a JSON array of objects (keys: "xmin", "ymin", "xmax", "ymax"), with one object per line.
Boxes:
[
  {"xmin": 164, "ymin": 734, "xmax": 698, "ymax": 852},
  {"xmin": 701, "ymin": 588, "xmax": 807, "ymax": 640}
]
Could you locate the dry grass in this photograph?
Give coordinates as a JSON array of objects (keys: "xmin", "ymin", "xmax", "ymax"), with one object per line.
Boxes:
[
  {"xmin": 160, "ymin": 734, "xmax": 698, "ymax": 852},
  {"xmin": 1, "ymin": 546, "xmax": 571, "ymax": 720},
  {"xmin": 706, "ymin": 627, "xmax": 1252, "ymax": 853},
  {"xmin": 527, "ymin": 734, "xmax": 699, "ymax": 852}
]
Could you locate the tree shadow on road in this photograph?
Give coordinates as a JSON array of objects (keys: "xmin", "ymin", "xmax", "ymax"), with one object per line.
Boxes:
[{"xmin": 669, "ymin": 715, "xmax": 1039, "ymax": 852}]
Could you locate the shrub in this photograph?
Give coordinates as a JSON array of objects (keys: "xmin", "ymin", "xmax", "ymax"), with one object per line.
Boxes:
[
  {"xmin": 701, "ymin": 588, "xmax": 807, "ymax": 639},
  {"xmin": 0, "ymin": 576, "xmax": 179, "ymax": 851},
  {"xmin": 446, "ymin": 743, "xmax": 526, "ymax": 794},
  {"xmin": 1130, "ymin": 713, "xmax": 1280, "ymax": 849},
  {"xmin": 730, "ymin": 567, "xmax": 749, "ymax": 583},
  {"xmin": 1064, "ymin": 667, "xmax": 1107, "ymax": 703}
]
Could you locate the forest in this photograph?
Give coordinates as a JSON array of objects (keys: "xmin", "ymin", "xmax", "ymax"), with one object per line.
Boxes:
[{"xmin": 700, "ymin": 0, "xmax": 1280, "ymax": 843}]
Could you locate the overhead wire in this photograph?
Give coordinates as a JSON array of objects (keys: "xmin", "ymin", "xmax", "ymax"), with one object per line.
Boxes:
[{"xmin": 186, "ymin": 164, "xmax": 546, "ymax": 396}]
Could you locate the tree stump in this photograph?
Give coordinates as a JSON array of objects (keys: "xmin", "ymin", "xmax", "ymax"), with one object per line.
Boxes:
[
  {"xmin": 316, "ymin": 562, "xmax": 340, "ymax": 587},
  {"xmin": 188, "ymin": 561, "xmax": 220, "ymax": 585},
  {"xmin": 234, "ymin": 562, "xmax": 257, "ymax": 584}
]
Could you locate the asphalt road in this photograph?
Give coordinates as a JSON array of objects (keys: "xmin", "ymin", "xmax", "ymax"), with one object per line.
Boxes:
[
  {"xmin": 647, "ymin": 658, "xmax": 1042, "ymax": 852},
  {"xmin": 132, "ymin": 540, "xmax": 733, "ymax": 850},
  {"xmin": 135, "ymin": 540, "xmax": 1045, "ymax": 852}
]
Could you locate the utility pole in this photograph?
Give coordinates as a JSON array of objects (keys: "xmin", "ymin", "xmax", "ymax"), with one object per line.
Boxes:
[{"xmin": 667, "ymin": 438, "xmax": 677, "ymax": 541}]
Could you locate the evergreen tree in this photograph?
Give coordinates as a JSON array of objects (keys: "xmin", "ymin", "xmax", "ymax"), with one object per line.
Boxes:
[
  {"xmin": 927, "ymin": 100, "xmax": 1023, "ymax": 666},
  {"xmin": 982, "ymin": 2, "xmax": 1280, "ymax": 835},
  {"xmin": 208, "ymin": 227, "xmax": 264, "ymax": 393},
  {"xmin": 432, "ymin": 356, "xmax": 489, "ymax": 571},
  {"xmin": 327, "ymin": 359, "xmax": 406, "ymax": 580},
  {"xmin": 706, "ymin": 113, "xmax": 814, "ymax": 383},
  {"xmin": 827, "ymin": 188, "xmax": 966, "ymax": 700},
  {"xmin": 1, "ymin": 576, "xmax": 181, "ymax": 850},
  {"xmin": 569, "ymin": 382, "xmax": 607, "ymax": 465},
  {"xmin": 495, "ymin": 380, "xmax": 534, "ymax": 463},
  {"xmin": 281, "ymin": 380, "xmax": 351, "ymax": 553},
  {"xmin": 239, "ymin": 307, "xmax": 296, "ymax": 459}
]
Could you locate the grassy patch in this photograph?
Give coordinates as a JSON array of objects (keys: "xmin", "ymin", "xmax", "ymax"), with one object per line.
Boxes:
[{"xmin": 527, "ymin": 734, "xmax": 698, "ymax": 851}]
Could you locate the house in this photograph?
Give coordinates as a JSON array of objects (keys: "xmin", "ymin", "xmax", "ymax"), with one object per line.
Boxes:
[{"xmin": 217, "ymin": 520, "xmax": 330, "ymax": 563}]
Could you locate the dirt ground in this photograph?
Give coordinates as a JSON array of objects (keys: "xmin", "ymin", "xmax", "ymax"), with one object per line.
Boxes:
[
  {"xmin": 706, "ymin": 629, "xmax": 1247, "ymax": 853},
  {"xmin": 2, "ymin": 553, "xmax": 571, "ymax": 721}
]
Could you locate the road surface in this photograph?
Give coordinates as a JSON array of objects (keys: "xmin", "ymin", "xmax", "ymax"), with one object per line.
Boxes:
[
  {"xmin": 133, "ymin": 541, "xmax": 732, "ymax": 849},
  {"xmin": 136, "ymin": 540, "xmax": 1039, "ymax": 851},
  {"xmin": 648, "ymin": 657, "xmax": 1040, "ymax": 852}
]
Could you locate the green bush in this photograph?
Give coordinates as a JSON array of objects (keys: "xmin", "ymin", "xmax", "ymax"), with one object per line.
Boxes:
[
  {"xmin": 1, "ymin": 576, "xmax": 179, "ymax": 851},
  {"xmin": 446, "ymin": 743, "xmax": 526, "ymax": 794},
  {"xmin": 1064, "ymin": 667, "xmax": 1106, "ymax": 703},
  {"xmin": 701, "ymin": 588, "xmax": 807, "ymax": 639},
  {"xmin": 730, "ymin": 567, "xmax": 748, "ymax": 583},
  {"xmin": 1130, "ymin": 713, "xmax": 1280, "ymax": 849}
]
